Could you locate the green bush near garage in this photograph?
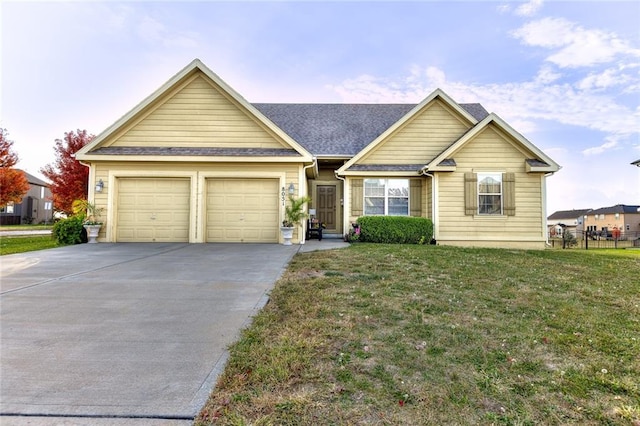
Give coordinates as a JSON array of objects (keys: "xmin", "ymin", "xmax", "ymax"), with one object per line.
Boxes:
[
  {"xmin": 52, "ymin": 215, "xmax": 87, "ymax": 245},
  {"xmin": 356, "ymin": 216, "xmax": 433, "ymax": 244}
]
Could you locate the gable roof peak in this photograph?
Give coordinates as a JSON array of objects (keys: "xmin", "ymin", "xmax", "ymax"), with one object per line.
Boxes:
[{"xmin": 76, "ymin": 58, "xmax": 313, "ymax": 160}]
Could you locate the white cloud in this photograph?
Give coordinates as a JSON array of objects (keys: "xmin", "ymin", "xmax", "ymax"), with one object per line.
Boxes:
[
  {"xmin": 329, "ymin": 65, "xmax": 639, "ymax": 156},
  {"xmin": 137, "ymin": 15, "xmax": 199, "ymax": 49},
  {"xmin": 496, "ymin": 3, "xmax": 511, "ymax": 14},
  {"xmin": 535, "ymin": 65, "xmax": 561, "ymax": 84},
  {"xmin": 511, "ymin": 17, "xmax": 640, "ymax": 68},
  {"xmin": 515, "ymin": 0, "xmax": 543, "ymax": 17},
  {"xmin": 582, "ymin": 135, "xmax": 621, "ymax": 156},
  {"xmin": 577, "ymin": 68, "xmax": 629, "ymax": 91}
]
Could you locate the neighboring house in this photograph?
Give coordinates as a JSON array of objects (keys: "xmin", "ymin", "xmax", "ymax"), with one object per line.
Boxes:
[
  {"xmin": 583, "ymin": 204, "xmax": 640, "ymax": 239},
  {"xmin": 547, "ymin": 208, "xmax": 592, "ymax": 238},
  {"xmin": 0, "ymin": 170, "xmax": 53, "ymax": 225},
  {"xmin": 75, "ymin": 59, "xmax": 560, "ymax": 248}
]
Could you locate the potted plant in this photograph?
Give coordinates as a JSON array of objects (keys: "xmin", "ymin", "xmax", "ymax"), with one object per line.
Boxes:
[
  {"xmin": 281, "ymin": 195, "xmax": 311, "ymax": 245},
  {"xmin": 72, "ymin": 199, "xmax": 104, "ymax": 244}
]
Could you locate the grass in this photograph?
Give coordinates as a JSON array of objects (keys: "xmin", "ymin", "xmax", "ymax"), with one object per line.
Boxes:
[
  {"xmin": 0, "ymin": 224, "xmax": 53, "ymax": 231},
  {"xmin": 196, "ymin": 244, "xmax": 640, "ymax": 425},
  {"xmin": 0, "ymin": 235, "xmax": 59, "ymax": 255}
]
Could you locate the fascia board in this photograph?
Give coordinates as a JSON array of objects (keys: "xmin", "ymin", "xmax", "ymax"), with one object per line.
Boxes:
[
  {"xmin": 427, "ymin": 166, "xmax": 457, "ymax": 172},
  {"xmin": 525, "ymin": 163, "xmax": 556, "ymax": 173},
  {"xmin": 489, "ymin": 114, "xmax": 561, "ymax": 172},
  {"xmin": 424, "ymin": 113, "xmax": 560, "ymax": 173},
  {"xmin": 337, "ymin": 89, "xmax": 478, "ymax": 174},
  {"xmin": 77, "ymin": 59, "xmax": 203, "ymax": 156},
  {"xmin": 315, "ymin": 154, "xmax": 352, "ymax": 160},
  {"xmin": 424, "ymin": 114, "xmax": 492, "ymax": 170},
  {"xmin": 77, "ymin": 59, "xmax": 313, "ymax": 159},
  {"xmin": 337, "ymin": 170, "xmax": 422, "ymax": 177},
  {"xmin": 74, "ymin": 154, "xmax": 312, "ymax": 163},
  {"xmin": 196, "ymin": 62, "xmax": 314, "ymax": 159}
]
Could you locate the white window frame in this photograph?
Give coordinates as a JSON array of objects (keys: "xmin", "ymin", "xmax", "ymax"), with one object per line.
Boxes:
[
  {"xmin": 363, "ymin": 179, "xmax": 409, "ymax": 216},
  {"xmin": 477, "ymin": 172, "xmax": 503, "ymax": 215}
]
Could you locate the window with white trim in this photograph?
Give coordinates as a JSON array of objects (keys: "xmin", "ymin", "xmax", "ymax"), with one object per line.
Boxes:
[
  {"xmin": 364, "ymin": 179, "xmax": 409, "ymax": 216},
  {"xmin": 478, "ymin": 173, "xmax": 502, "ymax": 215}
]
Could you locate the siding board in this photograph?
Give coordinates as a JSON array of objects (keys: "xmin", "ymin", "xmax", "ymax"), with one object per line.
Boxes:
[
  {"xmin": 361, "ymin": 100, "xmax": 471, "ymax": 165},
  {"xmin": 110, "ymin": 75, "xmax": 289, "ymax": 149},
  {"xmin": 437, "ymin": 124, "xmax": 544, "ymax": 244}
]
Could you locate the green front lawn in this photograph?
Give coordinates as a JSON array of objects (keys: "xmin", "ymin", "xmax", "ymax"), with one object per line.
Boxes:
[
  {"xmin": 0, "ymin": 235, "xmax": 59, "ymax": 255},
  {"xmin": 197, "ymin": 244, "xmax": 639, "ymax": 425},
  {"xmin": 0, "ymin": 224, "xmax": 53, "ymax": 232}
]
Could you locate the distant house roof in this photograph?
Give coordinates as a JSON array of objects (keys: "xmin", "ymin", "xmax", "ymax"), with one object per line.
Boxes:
[
  {"xmin": 253, "ymin": 103, "xmax": 490, "ymax": 157},
  {"xmin": 18, "ymin": 170, "xmax": 49, "ymax": 187},
  {"xmin": 588, "ymin": 204, "xmax": 640, "ymax": 215},
  {"xmin": 547, "ymin": 209, "xmax": 592, "ymax": 221}
]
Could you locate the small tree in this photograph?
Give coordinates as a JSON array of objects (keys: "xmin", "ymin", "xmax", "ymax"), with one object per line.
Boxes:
[
  {"xmin": 40, "ymin": 130, "xmax": 94, "ymax": 215},
  {"xmin": 282, "ymin": 195, "xmax": 311, "ymax": 227},
  {"xmin": 0, "ymin": 129, "xmax": 30, "ymax": 206},
  {"xmin": 72, "ymin": 199, "xmax": 104, "ymax": 225},
  {"xmin": 562, "ymin": 228, "xmax": 577, "ymax": 248}
]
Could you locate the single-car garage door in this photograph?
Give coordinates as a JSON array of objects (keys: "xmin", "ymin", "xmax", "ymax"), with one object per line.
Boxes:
[
  {"xmin": 206, "ymin": 178, "xmax": 279, "ymax": 243},
  {"xmin": 117, "ymin": 178, "xmax": 190, "ymax": 242}
]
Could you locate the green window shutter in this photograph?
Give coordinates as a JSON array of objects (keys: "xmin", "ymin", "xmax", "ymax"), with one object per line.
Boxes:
[
  {"xmin": 503, "ymin": 172, "xmax": 516, "ymax": 216},
  {"xmin": 464, "ymin": 172, "xmax": 477, "ymax": 216},
  {"xmin": 410, "ymin": 179, "xmax": 422, "ymax": 217},
  {"xmin": 351, "ymin": 179, "xmax": 363, "ymax": 216}
]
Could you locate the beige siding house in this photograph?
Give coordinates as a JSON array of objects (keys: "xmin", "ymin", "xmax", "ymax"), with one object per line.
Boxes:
[{"xmin": 76, "ymin": 59, "xmax": 560, "ymax": 248}]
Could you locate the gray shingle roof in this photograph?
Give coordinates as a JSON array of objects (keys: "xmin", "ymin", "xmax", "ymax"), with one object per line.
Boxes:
[
  {"xmin": 438, "ymin": 159, "xmax": 457, "ymax": 167},
  {"xmin": 547, "ymin": 209, "xmax": 592, "ymax": 220},
  {"xmin": 588, "ymin": 204, "xmax": 640, "ymax": 215},
  {"xmin": 90, "ymin": 147, "xmax": 301, "ymax": 156},
  {"xmin": 88, "ymin": 103, "xmax": 490, "ymax": 159},
  {"xmin": 17, "ymin": 169, "xmax": 50, "ymax": 187},
  {"xmin": 254, "ymin": 103, "xmax": 489, "ymax": 157},
  {"xmin": 526, "ymin": 159, "xmax": 550, "ymax": 167}
]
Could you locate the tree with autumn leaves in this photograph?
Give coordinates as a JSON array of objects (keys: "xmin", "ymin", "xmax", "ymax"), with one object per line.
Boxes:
[
  {"xmin": 41, "ymin": 130, "xmax": 94, "ymax": 215},
  {"xmin": 0, "ymin": 128, "xmax": 30, "ymax": 207}
]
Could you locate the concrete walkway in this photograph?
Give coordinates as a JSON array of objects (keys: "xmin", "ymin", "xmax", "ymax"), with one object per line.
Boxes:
[{"xmin": 0, "ymin": 241, "xmax": 348, "ymax": 425}]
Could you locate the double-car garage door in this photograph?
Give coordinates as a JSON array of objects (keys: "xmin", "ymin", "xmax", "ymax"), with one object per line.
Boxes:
[{"xmin": 116, "ymin": 178, "xmax": 279, "ymax": 243}]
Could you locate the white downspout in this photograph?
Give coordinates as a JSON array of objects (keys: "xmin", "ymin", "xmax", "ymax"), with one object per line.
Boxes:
[
  {"xmin": 543, "ymin": 171, "xmax": 555, "ymax": 247},
  {"xmin": 77, "ymin": 159, "xmax": 93, "ymax": 198},
  {"xmin": 334, "ymin": 171, "xmax": 347, "ymax": 238},
  {"xmin": 300, "ymin": 158, "xmax": 317, "ymax": 244},
  {"xmin": 420, "ymin": 169, "xmax": 436, "ymax": 242}
]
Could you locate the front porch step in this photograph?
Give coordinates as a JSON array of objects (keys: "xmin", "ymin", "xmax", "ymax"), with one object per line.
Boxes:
[{"xmin": 321, "ymin": 233, "xmax": 344, "ymax": 239}]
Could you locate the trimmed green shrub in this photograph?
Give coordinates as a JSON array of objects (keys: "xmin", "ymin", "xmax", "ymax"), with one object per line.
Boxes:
[
  {"xmin": 356, "ymin": 216, "xmax": 434, "ymax": 244},
  {"xmin": 52, "ymin": 215, "xmax": 87, "ymax": 245}
]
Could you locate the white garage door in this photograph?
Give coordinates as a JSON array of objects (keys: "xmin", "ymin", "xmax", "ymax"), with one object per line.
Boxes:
[
  {"xmin": 117, "ymin": 178, "xmax": 190, "ymax": 242},
  {"xmin": 206, "ymin": 179, "xmax": 279, "ymax": 243}
]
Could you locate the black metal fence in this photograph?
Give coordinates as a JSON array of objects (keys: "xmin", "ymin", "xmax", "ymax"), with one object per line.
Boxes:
[{"xmin": 549, "ymin": 230, "xmax": 640, "ymax": 250}]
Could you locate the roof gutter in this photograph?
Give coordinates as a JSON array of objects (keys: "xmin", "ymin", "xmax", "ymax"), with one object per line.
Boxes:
[{"xmin": 420, "ymin": 168, "xmax": 437, "ymax": 242}]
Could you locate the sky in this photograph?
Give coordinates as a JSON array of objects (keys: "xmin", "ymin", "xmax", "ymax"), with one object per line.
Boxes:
[{"xmin": 2, "ymin": 0, "xmax": 639, "ymax": 215}]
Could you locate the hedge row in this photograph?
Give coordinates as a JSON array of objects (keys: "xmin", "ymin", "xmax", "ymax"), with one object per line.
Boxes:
[{"xmin": 356, "ymin": 216, "xmax": 434, "ymax": 244}]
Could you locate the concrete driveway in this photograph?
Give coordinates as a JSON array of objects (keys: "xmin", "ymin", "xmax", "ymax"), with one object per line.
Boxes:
[{"xmin": 0, "ymin": 243, "xmax": 301, "ymax": 424}]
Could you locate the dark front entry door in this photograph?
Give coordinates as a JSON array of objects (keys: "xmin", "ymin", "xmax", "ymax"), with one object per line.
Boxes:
[{"xmin": 317, "ymin": 185, "xmax": 336, "ymax": 229}]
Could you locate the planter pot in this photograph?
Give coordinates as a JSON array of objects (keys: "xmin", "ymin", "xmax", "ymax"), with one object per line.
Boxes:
[
  {"xmin": 83, "ymin": 224, "xmax": 102, "ymax": 244},
  {"xmin": 280, "ymin": 226, "xmax": 294, "ymax": 246}
]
